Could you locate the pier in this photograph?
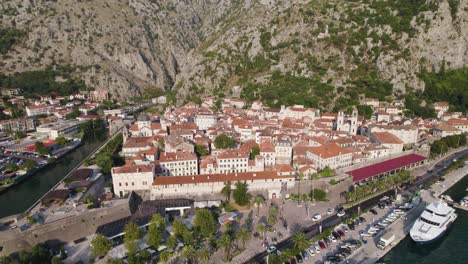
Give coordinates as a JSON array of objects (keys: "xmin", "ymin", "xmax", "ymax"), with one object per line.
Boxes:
[{"xmin": 346, "ymin": 161, "xmax": 467, "ymax": 264}]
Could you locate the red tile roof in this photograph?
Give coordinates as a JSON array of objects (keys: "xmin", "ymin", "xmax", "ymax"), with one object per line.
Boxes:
[
  {"xmin": 306, "ymin": 143, "xmax": 351, "ymax": 159},
  {"xmin": 346, "ymin": 154, "xmax": 426, "ymax": 182},
  {"xmin": 159, "ymin": 151, "xmax": 197, "ymax": 162},
  {"xmin": 371, "ymin": 132, "xmax": 403, "ymax": 144},
  {"xmin": 112, "ymin": 165, "xmax": 153, "ymax": 174}
]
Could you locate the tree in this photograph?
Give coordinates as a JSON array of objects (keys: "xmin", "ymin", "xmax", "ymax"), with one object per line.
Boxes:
[
  {"xmin": 319, "ymin": 166, "xmax": 335, "ymax": 178},
  {"xmin": 233, "ymin": 181, "xmax": 251, "ymax": 206},
  {"xmin": 50, "ymin": 256, "xmax": 63, "ymax": 264},
  {"xmin": 123, "ymin": 222, "xmax": 142, "ymax": 255},
  {"xmin": 5, "ymin": 162, "xmax": 19, "ymax": 172},
  {"xmin": 218, "ymin": 234, "xmax": 233, "ymax": 262},
  {"xmin": 267, "ymin": 206, "xmax": 279, "ymax": 226},
  {"xmin": 107, "ymin": 258, "xmax": 124, "ymax": 264},
  {"xmin": 195, "ymin": 144, "xmax": 209, "ymax": 157},
  {"xmin": 55, "ymin": 136, "xmax": 68, "ymax": 145},
  {"xmin": 268, "ymin": 253, "xmax": 281, "ymax": 264},
  {"xmin": 159, "ymin": 250, "xmax": 172, "ymax": 263},
  {"xmin": 181, "ymin": 245, "xmax": 197, "ymax": 263},
  {"xmin": 221, "ymin": 181, "xmax": 232, "ymax": 202},
  {"xmin": 357, "ymin": 105, "xmax": 373, "ymax": 119},
  {"xmin": 20, "ymin": 159, "xmax": 37, "ymax": 172},
  {"xmin": 254, "ymin": 194, "xmax": 265, "ymax": 216},
  {"xmin": 166, "ymin": 235, "xmax": 177, "ymax": 251},
  {"xmin": 235, "ymin": 227, "xmax": 251, "ymax": 250},
  {"xmin": 194, "ymin": 209, "xmax": 216, "ymax": 238},
  {"xmin": 91, "ymin": 234, "xmax": 111, "ymax": 257},
  {"xmin": 214, "ymin": 134, "xmax": 237, "ymax": 149},
  {"xmin": 256, "ymin": 223, "xmax": 267, "ymax": 238},
  {"xmin": 292, "ymin": 232, "xmax": 310, "ymax": 251},
  {"xmin": 197, "ymin": 248, "xmax": 210, "ymax": 264},
  {"xmin": 147, "ymin": 213, "xmax": 166, "ymax": 250},
  {"xmin": 95, "ymin": 152, "xmax": 113, "ymax": 174},
  {"xmin": 309, "ymin": 189, "xmax": 327, "ymax": 201},
  {"xmin": 34, "ymin": 141, "xmax": 49, "ymax": 155},
  {"xmin": 249, "ymin": 146, "xmax": 260, "ymax": 159}
]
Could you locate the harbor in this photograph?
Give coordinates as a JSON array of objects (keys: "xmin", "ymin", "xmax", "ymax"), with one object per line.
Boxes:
[{"xmin": 345, "ymin": 160, "xmax": 468, "ymax": 264}]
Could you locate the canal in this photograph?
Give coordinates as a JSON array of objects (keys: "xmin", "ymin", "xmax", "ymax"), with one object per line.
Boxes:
[{"xmin": 0, "ymin": 133, "xmax": 105, "ymax": 218}]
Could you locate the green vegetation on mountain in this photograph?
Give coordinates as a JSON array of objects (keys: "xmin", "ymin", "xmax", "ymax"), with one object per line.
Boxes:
[
  {"xmin": 0, "ymin": 65, "xmax": 89, "ymax": 96},
  {"xmin": 0, "ymin": 27, "xmax": 24, "ymax": 54}
]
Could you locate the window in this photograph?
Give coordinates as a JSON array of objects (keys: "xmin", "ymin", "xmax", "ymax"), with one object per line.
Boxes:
[
  {"xmin": 125, "ymin": 182, "xmax": 128, "ymax": 186},
  {"xmin": 119, "ymin": 183, "xmax": 122, "ymax": 186},
  {"xmin": 132, "ymin": 182, "xmax": 134, "ymax": 186}
]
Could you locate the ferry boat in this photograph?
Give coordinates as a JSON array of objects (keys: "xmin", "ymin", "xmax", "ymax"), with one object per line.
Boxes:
[{"xmin": 410, "ymin": 201, "xmax": 457, "ymax": 244}]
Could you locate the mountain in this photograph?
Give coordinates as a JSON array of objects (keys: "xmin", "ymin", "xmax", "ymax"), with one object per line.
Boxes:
[{"xmin": 0, "ymin": 0, "xmax": 466, "ymax": 108}]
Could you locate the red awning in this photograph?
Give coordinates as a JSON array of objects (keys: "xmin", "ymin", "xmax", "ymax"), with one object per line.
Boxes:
[{"xmin": 347, "ymin": 154, "xmax": 426, "ymax": 182}]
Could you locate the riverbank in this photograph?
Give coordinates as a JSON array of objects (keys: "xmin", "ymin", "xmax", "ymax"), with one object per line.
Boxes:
[
  {"xmin": 347, "ymin": 164, "xmax": 467, "ymax": 264},
  {"xmin": 0, "ymin": 133, "xmax": 105, "ymax": 218},
  {"xmin": 0, "ymin": 140, "xmax": 83, "ymax": 195}
]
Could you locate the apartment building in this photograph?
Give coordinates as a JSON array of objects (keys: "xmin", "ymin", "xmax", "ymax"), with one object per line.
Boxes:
[
  {"xmin": 194, "ymin": 114, "xmax": 217, "ymax": 130},
  {"xmin": 216, "ymin": 149, "xmax": 249, "ymax": 174},
  {"xmin": 370, "ymin": 132, "xmax": 404, "ymax": 155},
  {"xmin": 36, "ymin": 120, "xmax": 84, "ymax": 139},
  {"xmin": 158, "ymin": 151, "xmax": 198, "ymax": 176},
  {"xmin": 0, "ymin": 118, "xmax": 35, "ymax": 132}
]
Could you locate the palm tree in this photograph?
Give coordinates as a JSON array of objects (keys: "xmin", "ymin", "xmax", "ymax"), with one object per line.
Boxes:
[
  {"xmin": 235, "ymin": 227, "xmax": 251, "ymax": 250},
  {"xmin": 197, "ymin": 248, "xmax": 210, "ymax": 264},
  {"xmin": 218, "ymin": 233, "xmax": 233, "ymax": 262},
  {"xmin": 256, "ymin": 222, "xmax": 267, "ymax": 238},
  {"xmin": 254, "ymin": 194, "xmax": 265, "ymax": 216},
  {"xmin": 292, "ymin": 232, "xmax": 310, "ymax": 251},
  {"xmin": 182, "ymin": 245, "xmax": 197, "ymax": 263},
  {"xmin": 221, "ymin": 181, "xmax": 232, "ymax": 202},
  {"xmin": 159, "ymin": 250, "xmax": 172, "ymax": 264}
]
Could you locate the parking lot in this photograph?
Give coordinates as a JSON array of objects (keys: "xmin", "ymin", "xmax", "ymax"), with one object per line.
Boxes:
[
  {"xmin": 272, "ymin": 197, "xmax": 412, "ymax": 264},
  {"xmin": 0, "ymin": 151, "xmax": 48, "ymax": 177}
]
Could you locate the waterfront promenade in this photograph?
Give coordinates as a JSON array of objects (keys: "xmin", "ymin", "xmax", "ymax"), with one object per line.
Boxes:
[{"xmin": 346, "ymin": 161, "xmax": 467, "ymax": 264}]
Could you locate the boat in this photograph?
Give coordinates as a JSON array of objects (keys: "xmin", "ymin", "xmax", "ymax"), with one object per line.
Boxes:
[
  {"xmin": 410, "ymin": 201, "xmax": 457, "ymax": 244},
  {"xmin": 460, "ymin": 196, "xmax": 468, "ymax": 207},
  {"xmin": 440, "ymin": 195, "xmax": 454, "ymax": 203}
]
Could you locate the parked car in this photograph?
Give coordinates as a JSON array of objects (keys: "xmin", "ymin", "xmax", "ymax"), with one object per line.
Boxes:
[
  {"xmin": 326, "ymin": 208, "xmax": 333, "ymax": 215},
  {"xmin": 337, "ymin": 210, "xmax": 346, "ymax": 217},
  {"xmin": 337, "ymin": 229, "xmax": 346, "ymax": 237},
  {"xmin": 267, "ymin": 245, "xmax": 277, "ymax": 253},
  {"xmin": 332, "ymin": 231, "xmax": 341, "ymax": 240},
  {"xmin": 312, "ymin": 213, "xmax": 322, "ymax": 221},
  {"xmin": 319, "ymin": 240, "xmax": 327, "ymax": 249}
]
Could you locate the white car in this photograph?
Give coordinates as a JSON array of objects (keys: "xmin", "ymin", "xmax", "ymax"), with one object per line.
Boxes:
[
  {"xmin": 329, "ymin": 235, "xmax": 337, "ymax": 243},
  {"xmin": 326, "ymin": 208, "xmax": 333, "ymax": 215},
  {"xmin": 312, "ymin": 213, "xmax": 322, "ymax": 221},
  {"xmin": 308, "ymin": 247, "xmax": 316, "ymax": 256},
  {"xmin": 267, "ymin": 246, "xmax": 277, "ymax": 254},
  {"xmin": 313, "ymin": 242, "xmax": 321, "ymax": 253},
  {"xmin": 342, "ymin": 225, "xmax": 350, "ymax": 233},
  {"xmin": 337, "ymin": 211, "xmax": 346, "ymax": 217}
]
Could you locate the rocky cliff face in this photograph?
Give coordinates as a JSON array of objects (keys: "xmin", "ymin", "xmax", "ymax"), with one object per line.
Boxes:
[{"xmin": 1, "ymin": 0, "xmax": 466, "ymax": 103}]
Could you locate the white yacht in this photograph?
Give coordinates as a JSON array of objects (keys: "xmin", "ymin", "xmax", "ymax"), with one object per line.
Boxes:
[
  {"xmin": 410, "ymin": 201, "xmax": 457, "ymax": 244},
  {"xmin": 460, "ymin": 196, "xmax": 468, "ymax": 207}
]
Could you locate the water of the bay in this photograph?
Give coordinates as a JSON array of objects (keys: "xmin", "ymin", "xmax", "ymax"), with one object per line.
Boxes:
[
  {"xmin": 381, "ymin": 174, "xmax": 468, "ymax": 264},
  {"xmin": 0, "ymin": 133, "xmax": 104, "ymax": 218}
]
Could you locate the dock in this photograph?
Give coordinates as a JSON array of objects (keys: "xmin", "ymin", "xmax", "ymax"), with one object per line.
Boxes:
[{"xmin": 345, "ymin": 163, "xmax": 467, "ymax": 264}]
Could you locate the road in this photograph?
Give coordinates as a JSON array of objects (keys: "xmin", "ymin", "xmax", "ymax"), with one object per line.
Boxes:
[{"xmin": 247, "ymin": 148, "xmax": 468, "ymax": 264}]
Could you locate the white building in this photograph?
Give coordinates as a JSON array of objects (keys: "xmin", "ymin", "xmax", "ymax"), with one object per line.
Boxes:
[
  {"xmin": 275, "ymin": 138, "xmax": 293, "ymax": 164},
  {"xmin": 158, "ymin": 151, "xmax": 198, "ymax": 176},
  {"xmin": 36, "ymin": 120, "xmax": 84, "ymax": 139},
  {"xmin": 194, "ymin": 114, "xmax": 217, "ymax": 130},
  {"xmin": 279, "ymin": 105, "xmax": 320, "ymax": 120},
  {"xmin": 363, "ymin": 98, "xmax": 380, "ymax": 108},
  {"xmin": 26, "ymin": 105, "xmax": 51, "ymax": 116},
  {"xmin": 433, "ymin": 102, "xmax": 449, "ymax": 118},
  {"xmin": 216, "ymin": 149, "xmax": 249, "ymax": 174},
  {"xmin": 305, "ymin": 143, "xmax": 353, "ymax": 170},
  {"xmin": 112, "ymin": 165, "xmax": 154, "ymax": 197},
  {"xmin": 334, "ymin": 109, "xmax": 359, "ymax": 135},
  {"xmin": 260, "ymin": 140, "xmax": 276, "ymax": 166}
]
